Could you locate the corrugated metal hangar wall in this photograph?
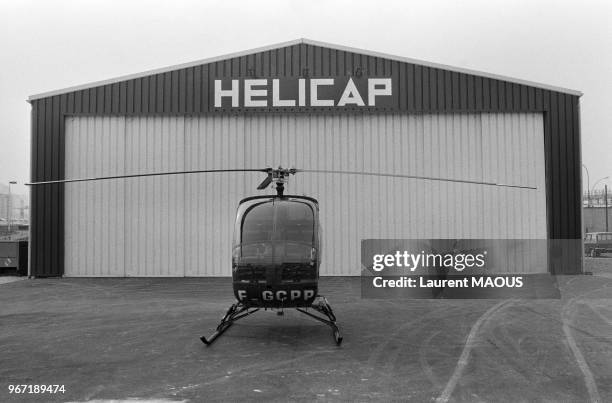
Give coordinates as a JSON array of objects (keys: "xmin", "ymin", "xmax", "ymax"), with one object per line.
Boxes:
[
  {"xmin": 63, "ymin": 113, "xmax": 546, "ymax": 276},
  {"xmin": 28, "ymin": 39, "xmax": 583, "ymax": 276}
]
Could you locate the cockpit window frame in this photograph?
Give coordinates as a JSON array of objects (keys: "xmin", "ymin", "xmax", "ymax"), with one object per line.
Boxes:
[{"xmin": 237, "ymin": 199, "xmax": 317, "ymax": 246}]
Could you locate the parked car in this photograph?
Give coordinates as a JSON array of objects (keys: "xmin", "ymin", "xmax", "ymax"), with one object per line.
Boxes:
[{"xmin": 584, "ymin": 232, "xmax": 612, "ymax": 257}]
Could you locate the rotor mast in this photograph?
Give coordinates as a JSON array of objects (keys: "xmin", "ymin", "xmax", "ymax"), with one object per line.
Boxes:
[{"xmin": 257, "ymin": 167, "xmax": 297, "ymax": 197}]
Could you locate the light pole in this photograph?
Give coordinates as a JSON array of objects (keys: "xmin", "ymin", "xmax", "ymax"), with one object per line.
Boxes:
[
  {"xmin": 591, "ymin": 176, "xmax": 609, "ymax": 206},
  {"xmin": 582, "ymin": 164, "xmax": 590, "ymax": 207},
  {"xmin": 8, "ymin": 181, "xmax": 16, "ymax": 233},
  {"xmin": 606, "ymin": 184, "xmax": 609, "ymax": 232}
]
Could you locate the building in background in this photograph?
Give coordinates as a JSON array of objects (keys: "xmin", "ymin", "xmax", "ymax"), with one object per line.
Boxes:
[
  {"xmin": 27, "ymin": 39, "xmax": 583, "ymax": 277},
  {"xmin": 0, "ymin": 184, "xmax": 28, "ymax": 223}
]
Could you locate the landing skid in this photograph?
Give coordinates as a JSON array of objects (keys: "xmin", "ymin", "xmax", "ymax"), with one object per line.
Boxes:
[{"xmin": 200, "ymin": 296, "xmax": 342, "ymax": 346}]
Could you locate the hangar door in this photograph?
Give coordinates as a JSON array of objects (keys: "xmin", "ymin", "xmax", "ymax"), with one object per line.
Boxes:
[{"xmin": 64, "ymin": 113, "xmax": 546, "ymax": 276}]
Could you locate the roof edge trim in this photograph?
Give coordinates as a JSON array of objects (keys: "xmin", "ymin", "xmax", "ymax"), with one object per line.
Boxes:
[{"xmin": 28, "ymin": 37, "xmax": 582, "ymax": 101}]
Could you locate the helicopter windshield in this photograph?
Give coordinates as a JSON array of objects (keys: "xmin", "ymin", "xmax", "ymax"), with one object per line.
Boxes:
[{"xmin": 240, "ymin": 201, "xmax": 315, "ymax": 245}]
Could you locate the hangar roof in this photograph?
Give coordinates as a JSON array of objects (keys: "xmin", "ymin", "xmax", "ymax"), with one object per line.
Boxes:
[{"xmin": 28, "ymin": 38, "xmax": 582, "ymax": 101}]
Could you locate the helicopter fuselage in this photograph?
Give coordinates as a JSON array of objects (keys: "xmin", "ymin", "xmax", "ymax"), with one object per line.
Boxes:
[{"xmin": 232, "ymin": 195, "xmax": 320, "ymax": 308}]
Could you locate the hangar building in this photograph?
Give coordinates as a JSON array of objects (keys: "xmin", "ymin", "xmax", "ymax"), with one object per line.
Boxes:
[{"xmin": 27, "ymin": 39, "xmax": 583, "ymax": 277}]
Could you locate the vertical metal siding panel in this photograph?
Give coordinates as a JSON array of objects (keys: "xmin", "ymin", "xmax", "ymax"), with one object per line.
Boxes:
[
  {"xmin": 451, "ymin": 72, "xmax": 460, "ymax": 110},
  {"xmin": 123, "ymin": 117, "xmax": 133, "ymax": 276},
  {"xmin": 506, "ymin": 82, "xmax": 514, "ymax": 111},
  {"xmin": 30, "ymin": 102, "xmax": 39, "ymax": 274},
  {"xmin": 103, "ymin": 85, "xmax": 111, "ymax": 113},
  {"xmin": 550, "ymin": 92, "xmax": 560, "ymax": 237},
  {"xmin": 535, "ymin": 114, "xmax": 548, "ymax": 238},
  {"xmin": 398, "ymin": 63, "xmax": 407, "ymax": 110},
  {"xmin": 568, "ymin": 97, "xmax": 579, "ymax": 237},
  {"xmin": 179, "ymin": 69, "xmax": 186, "ymax": 112},
  {"xmin": 232, "ymin": 56, "xmax": 240, "ymax": 76},
  {"xmin": 73, "ymin": 91, "xmax": 81, "ymax": 114},
  {"xmin": 145, "ymin": 76, "xmax": 153, "ymax": 113},
  {"xmin": 154, "ymin": 74, "xmax": 162, "ymax": 112},
  {"xmin": 185, "ymin": 68, "xmax": 193, "ymax": 113},
  {"xmin": 125, "ymin": 81, "xmax": 133, "ymax": 114},
  {"xmin": 193, "ymin": 65, "xmax": 201, "ymax": 113},
  {"xmin": 422, "ymin": 67, "xmax": 430, "ymax": 110},
  {"xmin": 177, "ymin": 116, "xmax": 187, "ymax": 276},
  {"xmin": 406, "ymin": 64, "xmax": 415, "ymax": 110},
  {"xmin": 444, "ymin": 71, "xmax": 452, "ymax": 111},
  {"xmin": 572, "ymin": 98, "xmax": 581, "ymax": 239},
  {"xmin": 475, "ymin": 77, "xmax": 483, "ymax": 110},
  {"xmin": 520, "ymin": 85, "xmax": 529, "ymax": 110},
  {"xmin": 201, "ymin": 65, "xmax": 209, "ymax": 113},
  {"xmin": 140, "ymin": 77, "xmax": 148, "ymax": 114},
  {"xmin": 489, "ymin": 80, "xmax": 498, "ymax": 110},
  {"xmin": 89, "ymin": 87, "xmax": 98, "ymax": 112},
  {"xmin": 559, "ymin": 94, "xmax": 579, "ymax": 238},
  {"xmin": 134, "ymin": 79, "xmax": 142, "ymax": 114},
  {"xmin": 114, "ymin": 117, "xmax": 125, "ymax": 275},
  {"xmin": 480, "ymin": 114, "xmax": 493, "ymax": 238},
  {"xmin": 58, "ymin": 96, "xmax": 67, "ymax": 274},
  {"xmin": 64, "ymin": 118, "xmax": 74, "ymax": 275},
  {"xmin": 183, "ymin": 118, "xmax": 193, "ymax": 275},
  {"xmin": 307, "ymin": 45, "xmax": 315, "ymax": 75},
  {"xmin": 497, "ymin": 81, "xmax": 506, "ymax": 110},
  {"xmin": 414, "ymin": 65, "xmax": 423, "ymax": 110},
  {"xmin": 126, "ymin": 117, "xmax": 137, "ymax": 276},
  {"xmin": 535, "ymin": 88, "xmax": 543, "ymax": 110},
  {"xmin": 482, "ymin": 79, "xmax": 490, "ymax": 111},
  {"xmin": 79, "ymin": 88, "xmax": 87, "ymax": 112},
  {"xmin": 467, "ymin": 75, "xmax": 475, "ymax": 110},
  {"xmin": 293, "ymin": 45, "xmax": 301, "ymax": 76},
  {"xmin": 164, "ymin": 72, "xmax": 172, "ymax": 113},
  {"xmin": 91, "ymin": 117, "xmax": 101, "ymax": 275},
  {"xmin": 64, "ymin": 117, "xmax": 74, "ymax": 275},
  {"xmin": 42, "ymin": 98, "xmax": 52, "ymax": 275},
  {"xmin": 460, "ymin": 74, "xmax": 468, "ymax": 110},
  {"xmin": 159, "ymin": 118, "xmax": 169, "ymax": 274},
  {"xmin": 429, "ymin": 69, "xmax": 438, "ymax": 111},
  {"xmin": 436, "ymin": 69, "xmax": 445, "ymax": 110},
  {"xmin": 514, "ymin": 84, "xmax": 522, "ymax": 110},
  {"xmin": 100, "ymin": 117, "xmax": 110, "ymax": 275},
  {"xmin": 112, "ymin": 83, "xmax": 120, "ymax": 113}
]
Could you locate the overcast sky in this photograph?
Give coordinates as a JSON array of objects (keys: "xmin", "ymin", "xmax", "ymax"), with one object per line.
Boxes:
[{"xmin": 1, "ymin": 0, "xmax": 610, "ymax": 196}]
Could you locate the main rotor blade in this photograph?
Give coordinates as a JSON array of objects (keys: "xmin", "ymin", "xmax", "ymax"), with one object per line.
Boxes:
[
  {"xmin": 25, "ymin": 168, "xmax": 268, "ymax": 186},
  {"xmin": 298, "ymin": 169, "xmax": 536, "ymax": 190},
  {"xmin": 256, "ymin": 175, "xmax": 273, "ymax": 190}
]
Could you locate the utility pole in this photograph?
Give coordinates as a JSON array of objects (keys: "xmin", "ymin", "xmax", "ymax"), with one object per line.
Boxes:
[
  {"xmin": 606, "ymin": 184, "xmax": 609, "ymax": 232},
  {"xmin": 583, "ymin": 164, "xmax": 590, "ymax": 207},
  {"xmin": 8, "ymin": 181, "xmax": 17, "ymax": 233}
]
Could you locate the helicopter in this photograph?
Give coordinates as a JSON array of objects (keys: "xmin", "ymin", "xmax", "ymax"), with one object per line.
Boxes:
[
  {"xmin": 203, "ymin": 167, "xmax": 341, "ymax": 345},
  {"xmin": 27, "ymin": 166, "xmax": 536, "ymax": 346}
]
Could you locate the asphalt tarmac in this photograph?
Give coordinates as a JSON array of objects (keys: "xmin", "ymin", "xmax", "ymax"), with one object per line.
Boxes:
[{"xmin": 1, "ymin": 259, "xmax": 611, "ymax": 402}]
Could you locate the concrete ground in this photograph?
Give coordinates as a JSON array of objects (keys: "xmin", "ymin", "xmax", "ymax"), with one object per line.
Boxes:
[{"xmin": 1, "ymin": 260, "xmax": 611, "ymax": 403}]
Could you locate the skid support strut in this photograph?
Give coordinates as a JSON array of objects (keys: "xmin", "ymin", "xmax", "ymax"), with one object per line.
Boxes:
[
  {"xmin": 200, "ymin": 302, "xmax": 259, "ymax": 345},
  {"xmin": 296, "ymin": 296, "xmax": 342, "ymax": 345},
  {"xmin": 201, "ymin": 296, "xmax": 342, "ymax": 346}
]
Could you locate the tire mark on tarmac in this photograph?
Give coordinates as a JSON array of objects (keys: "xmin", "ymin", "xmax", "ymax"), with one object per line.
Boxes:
[
  {"xmin": 199, "ymin": 349, "xmax": 326, "ymax": 387},
  {"xmin": 435, "ymin": 300, "xmax": 512, "ymax": 403},
  {"xmin": 583, "ymin": 301, "xmax": 612, "ymax": 326},
  {"xmin": 419, "ymin": 330, "xmax": 443, "ymax": 388},
  {"xmin": 561, "ymin": 287, "xmax": 610, "ymax": 403},
  {"xmin": 362, "ymin": 304, "xmax": 466, "ymax": 397},
  {"xmin": 364, "ymin": 305, "xmax": 460, "ymax": 375}
]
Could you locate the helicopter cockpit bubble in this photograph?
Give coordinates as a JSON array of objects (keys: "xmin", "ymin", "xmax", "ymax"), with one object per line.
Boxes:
[{"xmin": 231, "ymin": 195, "xmax": 320, "ymax": 308}]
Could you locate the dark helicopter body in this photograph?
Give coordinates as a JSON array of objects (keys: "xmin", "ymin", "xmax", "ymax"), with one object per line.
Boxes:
[{"xmin": 232, "ymin": 195, "xmax": 320, "ymax": 308}]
